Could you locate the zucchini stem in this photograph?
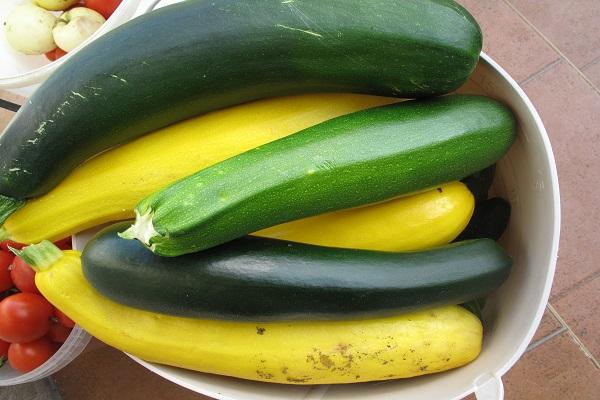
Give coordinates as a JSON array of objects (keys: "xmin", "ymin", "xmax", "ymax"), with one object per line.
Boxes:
[
  {"xmin": 118, "ymin": 209, "xmax": 159, "ymax": 249},
  {"xmin": 11, "ymin": 240, "xmax": 64, "ymax": 272},
  {"xmin": 0, "ymin": 195, "xmax": 25, "ymax": 225}
]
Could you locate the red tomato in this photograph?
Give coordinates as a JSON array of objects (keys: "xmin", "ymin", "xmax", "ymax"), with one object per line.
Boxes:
[
  {"xmin": 54, "ymin": 237, "xmax": 72, "ymax": 250},
  {"xmin": 0, "ymin": 338, "xmax": 8, "ymax": 357},
  {"xmin": 10, "ymin": 256, "xmax": 40, "ymax": 295},
  {"xmin": 0, "ymin": 293, "xmax": 53, "ymax": 343},
  {"xmin": 54, "ymin": 308, "xmax": 75, "ymax": 329},
  {"xmin": 0, "ymin": 240, "xmax": 27, "ymax": 252},
  {"xmin": 85, "ymin": 0, "xmax": 122, "ymax": 19},
  {"xmin": 47, "ymin": 320, "xmax": 72, "ymax": 343},
  {"xmin": 0, "ymin": 251, "xmax": 14, "ymax": 292},
  {"xmin": 8, "ymin": 338, "xmax": 57, "ymax": 373},
  {"xmin": 0, "ymin": 338, "xmax": 8, "ymax": 367},
  {"xmin": 45, "ymin": 47, "xmax": 68, "ymax": 62}
]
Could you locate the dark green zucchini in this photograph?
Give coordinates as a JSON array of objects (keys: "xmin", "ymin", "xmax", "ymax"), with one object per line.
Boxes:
[
  {"xmin": 462, "ymin": 164, "xmax": 496, "ymax": 203},
  {"xmin": 120, "ymin": 95, "xmax": 516, "ymax": 256},
  {"xmin": 0, "ymin": 0, "xmax": 482, "ymax": 223},
  {"xmin": 456, "ymin": 197, "xmax": 511, "ymax": 241},
  {"xmin": 83, "ymin": 222, "xmax": 512, "ymax": 321}
]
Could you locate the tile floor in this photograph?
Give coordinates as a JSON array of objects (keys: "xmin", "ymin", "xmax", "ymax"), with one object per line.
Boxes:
[{"xmin": 1, "ymin": 0, "xmax": 599, "ymax": 399}]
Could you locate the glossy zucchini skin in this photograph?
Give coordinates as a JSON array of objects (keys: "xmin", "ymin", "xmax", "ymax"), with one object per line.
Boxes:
[
  {"xmin": 0, "ymin": 0, "xmax": 481, "ymax": 208},
  {"xmin": 83, "ymin": 222, "xmax": 512, "ymax": 321},
  {"xmin": 124, "ymin": 95, "xmax": 516, "ymax": 256}
]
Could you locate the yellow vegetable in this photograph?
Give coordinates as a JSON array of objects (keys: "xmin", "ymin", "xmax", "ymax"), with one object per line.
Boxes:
[
  {"xmin": 0, "ymin": 93, "xmax": 473, "ymax": 251},
  {"xmin": 29, "ymin": 246, "xmax": 483, "ymax": 385},
  {"xmin": 255, "ymin": 181, "xmax": 473, "ymax": 251}
]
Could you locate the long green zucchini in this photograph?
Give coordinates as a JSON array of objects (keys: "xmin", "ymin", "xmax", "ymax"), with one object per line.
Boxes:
[
  {"xmin": 121, "ymin": 95, "xmax": 516, "ymax": 256},
  {"xmin": 0, "ymin": 0, "xmax": 482, "ymax": 223},
  {"xmin": 84, "ymin": 222, "xmax": 512, "ymax": 321}
]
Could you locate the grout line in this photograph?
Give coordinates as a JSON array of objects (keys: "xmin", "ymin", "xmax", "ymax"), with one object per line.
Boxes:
[
  {"xmin": 580, "ymin": 54, "xmax": 600, "ymax": 71},
  {"xmin": 550, "ymin": 269, "xmax": 600, "ymax": 302},
  {"xmin": 525, "ymin": 326, "xmax": 567, "ymax": 353},
  {"xmin": 519, "ymin": 58, "xmax": 562, "ymax": 86},
  {"xmin": 547, "ymin": 303, "xmax": 600, "ymax": 369},
  {"xmin": 503, "ymin": 0, "xmax": 600, "ymax": 95}
]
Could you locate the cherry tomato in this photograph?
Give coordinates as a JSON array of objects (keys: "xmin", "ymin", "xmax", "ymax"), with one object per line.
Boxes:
[
  {"xmin": 0, "ymin": 251, "xmax": 14, "ymax": 292},
  {"xmin": 44, "ymin": 47, "xmax": 68, "ymax": 62},
  {"xmin": 10, "ymin": 256, "xmax": 40, "ymax": 295},
  {"xmin": 0, "ymin": 338, "xmax": 8, "ymax": 357},
  {"xmin": 0, "ymin": 240, "xmax": 27, "ymax": 252},
  {"xmin": 47, "ymin": 320, "xmax": 72, "ymax": 343},
  {"xmin": 54, "ymin": 237, "xmax": 72, "ymax": 250},
  {"xmin": 54, "ymin": 308, "xmax": 75, "ymax": 329},
  {"xmin": 8, "ymin": 338, "xmax": 58, "ymax": 373},
  {"xmin": 0, "ymin": 338, "xmax": 8, "ymax": 367},
  {"xmin": 85, "ymin": 0, "xmax": 122, "ymax": 19},
  {"xmin": 0, "ymin": 293, "xmax": 53, "ymax": 343}
]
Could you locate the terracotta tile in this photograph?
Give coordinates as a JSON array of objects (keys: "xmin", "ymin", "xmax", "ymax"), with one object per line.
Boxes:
[
  {"xmin": 503, "ymin": 332, "xmax": 600, "ymax": 399},
  {"xmin": 521, "ymin": 60, "xmax": 600, "ymax": 298},
  {"xmin": 0, "ymin": 109, "xmax": 15, "ymax": 132},
  {"xmin": 554, "ymin": 274, "xmax": 600, "ymax": 359},
  {"xmin": 582, "ymin": 58, "xmax": 600, "ymax": 89},
  {"xmin": 456, "ymin": 0, "xmax": 559, "ymax": 82},
  {"xmin": 0, "ymin": 89, "xmax": 26, "ymax": 105},
  {"xmin": 531, "ymin": 307, "xmax": 563, "ymax": 343},
  {"xmin": 54, "ymin": 341, "xmax": 212, "ymax": 400},
  {"xmin": 508, "ymin": 0, "xmax": 600, "ymax": 67}
]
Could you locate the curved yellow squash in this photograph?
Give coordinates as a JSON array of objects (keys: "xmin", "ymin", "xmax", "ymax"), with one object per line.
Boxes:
[
  {"xmin": 255, "ymin": 181, "xmax": 473, "ymax": 251},
  {"xmin": 1, "ymin": 93, "xmax": 473, "ymax": 249},
  {"xmin": 35, "ymin": 250, "xmax": 483, "ymax": 385}
]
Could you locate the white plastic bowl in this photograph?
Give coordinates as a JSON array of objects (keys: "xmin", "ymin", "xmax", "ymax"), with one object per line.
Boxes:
[
  {"xmin": 0, "ymin": 0, "xmax": 143, "ymax": 91},
  {"xmin": 68, "ymin": 52, "xmax": 560, "ymax": 400}
]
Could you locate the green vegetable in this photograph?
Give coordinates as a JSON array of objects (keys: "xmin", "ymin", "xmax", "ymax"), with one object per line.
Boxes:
[
  {"xmin": 83, "ymin": 222, "xmax": 512, "ymax": 321},
  {"xmin": 462, "ymin": 165, "xmax": 496, "ymax": 203},
  {"xmin": 456, "ymin": 197, "xmax": 511, "ymax": 241},
  {"xmin": 0, "ymin": 0, "xmax": 482, "ymax": 224},
  {"xmin": 121, "ymin": 95, "xmax": 516, "ymax": 256}
]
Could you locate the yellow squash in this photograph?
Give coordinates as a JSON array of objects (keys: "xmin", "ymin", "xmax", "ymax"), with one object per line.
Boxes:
[
  {"xmin": 29, "ymin": 246, "xmax": 482, "ymax": 385},
  {"xmin": 0, "ymin": 93, "xmax": 473, "ymax": 250},
  {"xmin": 255, "ymin": 181, "xmax": 473, "ymax": 251}
]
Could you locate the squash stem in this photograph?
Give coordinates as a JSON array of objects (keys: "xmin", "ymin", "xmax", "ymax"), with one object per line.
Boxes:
[
  {"xmin": 0, "ymin": 195, "xmax": 25, "ymax": 225},
  {"xmin": 118, "ymin": 209, "xmax": 159, "ymax": 249},
  {"xmin": 11, "ymin": 240, "xmax": 64, "ymax": 272}
]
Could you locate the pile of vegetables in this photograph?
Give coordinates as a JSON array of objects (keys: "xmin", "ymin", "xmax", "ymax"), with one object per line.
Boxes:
[
  {"xmin": 0, "ymin": 239, "xmax": 75, "ymax": 372},
  {"xmin": 0, "ymin": 0, "xmax": 517, "ymax": 386},
  {"xmin": 3, "ymin": 0, "xmax": 122, "ymax": 60}
]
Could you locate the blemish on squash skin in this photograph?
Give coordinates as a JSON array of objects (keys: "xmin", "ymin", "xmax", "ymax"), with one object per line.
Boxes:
[
  {"xmin": 319, "ymin": 354, "xmax": 334, "ymax": 368},
  {"xmin": 437, "ymin": 187, "xmax": 443, "ymax": 193},
  {"xmin": 256, "ymin": 370, "xmax": 273, "ymax": 380},
  {"xmin": 256, "ymin": 327, "xmax": 266, "ymax": 335},
  {"xmin": 287, "ymin": 376, "xmax": 311, "ymax": 383}
]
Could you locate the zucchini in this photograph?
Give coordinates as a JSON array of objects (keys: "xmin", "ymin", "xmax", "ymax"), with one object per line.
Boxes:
[
  {"xmin": 121, "ymin": 95, "xmax": 516, "ymax": 256},
  {"xmin": 462, "ymin": 164, "xmax": 496, "ymax": 203},
  {"xmin": 456, "ymin": 197, "xmax": 511, "ymax": 241},
  {"xmin": 84, "ymin": 222, "xmax": 512, "ymax": 321},
  {"xmin": 0, "ymin": 0, "xmax": 482, "ymax": 223},
  {"xmin": 17, "ymin": 240, "xmax": 484, "ymax": 384}
]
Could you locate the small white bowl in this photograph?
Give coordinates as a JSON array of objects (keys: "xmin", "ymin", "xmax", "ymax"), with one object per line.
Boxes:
[{"xmin": 0, "ymin": 0, "xmax": 143, "ymax": 90}]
